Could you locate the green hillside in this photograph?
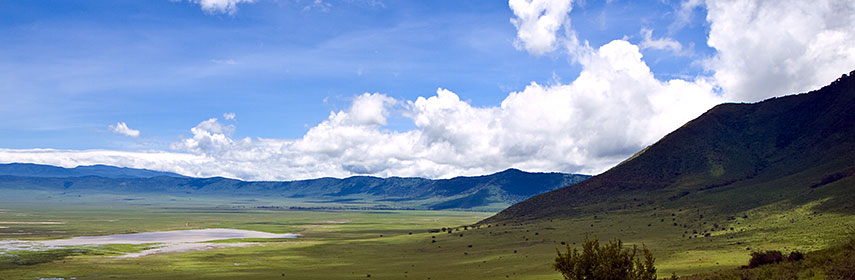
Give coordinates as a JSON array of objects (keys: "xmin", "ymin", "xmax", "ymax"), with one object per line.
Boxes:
[{"xmin": 486, "ymin": 70, "xmax": 855, "ymax": 223}]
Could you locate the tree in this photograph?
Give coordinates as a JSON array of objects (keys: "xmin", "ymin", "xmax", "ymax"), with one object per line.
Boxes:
[
  {"xmin": 553, "ymin": 236, "xmax": 656, "ymax": 280},
  {"xmin": 747, "ymin": 250, "xmax": 783, "ymax": 268}
]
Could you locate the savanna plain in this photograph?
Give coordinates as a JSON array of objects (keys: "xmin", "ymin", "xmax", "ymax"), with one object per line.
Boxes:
[{"xmin": 1, "ymin": 189, "xmax": 853, "ymax": 280}]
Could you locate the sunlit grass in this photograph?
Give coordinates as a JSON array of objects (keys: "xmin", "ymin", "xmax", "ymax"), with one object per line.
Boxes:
[{"xmin": 0, "ymin": 189, "xmax": 853, "ymax": 279}]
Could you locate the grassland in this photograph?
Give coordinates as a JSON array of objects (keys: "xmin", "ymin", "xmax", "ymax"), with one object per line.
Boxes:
[{"xmin": 1, "ymin": 191, "xmax": 853, "ymax": 280}]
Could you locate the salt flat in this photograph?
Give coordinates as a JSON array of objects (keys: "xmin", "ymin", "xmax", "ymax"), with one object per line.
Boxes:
[{"xmin": 0, "ymin": 228, "xmax": 299, "ymax": 257}]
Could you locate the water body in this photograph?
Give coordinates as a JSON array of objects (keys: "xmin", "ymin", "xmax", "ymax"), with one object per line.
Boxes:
[{"xmin": 0, "ymin": 228, "xmax": 299, "ymax": 257}]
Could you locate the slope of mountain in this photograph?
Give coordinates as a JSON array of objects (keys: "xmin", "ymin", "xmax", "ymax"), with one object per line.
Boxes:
[
  {"xmin": 0, "ymin": 166, "xmax": 589, "ymax": 211},
  {"xmin": 486, "ymin": 70, "xmax": 855, "ymax": 223},
  {"xmin": 0, "ymin": 163, "xmax": 185, "ymax": 179}
]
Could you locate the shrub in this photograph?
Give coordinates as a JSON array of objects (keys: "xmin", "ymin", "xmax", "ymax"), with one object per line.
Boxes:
[
  {"xmin": 786, "ymin": 251, "xmax": 804, "ymax": 262},
  {"xmin": 747, "ymin": 250, "xmax": 783, "ymax": 268},
  {"xmin": 553, "ymin": 236, "xmax": 656, "ymax": 280}
]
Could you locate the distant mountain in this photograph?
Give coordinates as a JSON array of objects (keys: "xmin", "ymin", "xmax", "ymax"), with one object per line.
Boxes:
[
  {"xmin": 485, "ymin": 70, "xmax": 855, "ymax": 222},
  {"xmin": 0, "ymin": 163, "xmax": 185, "ymax": 179},
  {"xmin": 0, "ymin": 165, "xmax": 589, "ymax": 211}
]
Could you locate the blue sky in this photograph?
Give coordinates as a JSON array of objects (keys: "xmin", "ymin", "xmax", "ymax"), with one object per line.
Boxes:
[
  {"xmin": 1, "ymin": 0, "xmax": 707, "ymax": 148},
  {"xmin": 1, "ymin": 0, "xmax": 853, "ymax": 180}
]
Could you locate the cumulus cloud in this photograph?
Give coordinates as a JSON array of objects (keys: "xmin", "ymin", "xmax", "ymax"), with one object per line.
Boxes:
[
  {"xmin": 639, "ymin": 28, "xmax": 683, "ymax": 54},
  {"xmin": 223, "ymin": 113, "xmax": 236, "ymax": 120},
  {"xmin": 705, "ymin": 0, "xmax": 855, "ymax": 101},
  {"xmin": 186, "ymin": 0, "xmax": 255, "ymax": 15},
  {"xmin": 108, "ymin": 122, "xmax": 140, "ymax": 138},
  {"xmin": 509, "ymin": 0, "xmax": 574, "ymax": 56},
  {"xmin": 149, "ymin": 93, "xmax": 414, "ymax": 179},
  {"xmin": 490, "ymin": 40, "xmax": 721, "ymax": 172},
  {"xmin": 171, "ymin": 117, "xmax": 240, "ymax": 156},
  {"xmin": 346, "ymin": 93, "xmax": 396, "ymax": 126}
]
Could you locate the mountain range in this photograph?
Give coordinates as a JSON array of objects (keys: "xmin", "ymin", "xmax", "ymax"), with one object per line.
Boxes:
[
  {"xmin": 0, "ymin": 163, "xmax": 589, "ymax": 211},
  {"xmin": 0, "ymin": 163, "xmax": 185, "ymax": 178}
]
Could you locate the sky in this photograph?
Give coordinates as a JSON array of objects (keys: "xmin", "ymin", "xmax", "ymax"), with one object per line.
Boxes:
[{"xmin": 1, "ymin": 0, "xmax": 853, "ymax": 181}]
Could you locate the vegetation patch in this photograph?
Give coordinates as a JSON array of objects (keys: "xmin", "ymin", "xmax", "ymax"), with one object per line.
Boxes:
[
  {"xmin": 682, "ymin": 237, "xmax": 855, "ymax": 279},
  {"xmin": 0, "ymin": 248, "xmax": 88, "ymax": 269}
]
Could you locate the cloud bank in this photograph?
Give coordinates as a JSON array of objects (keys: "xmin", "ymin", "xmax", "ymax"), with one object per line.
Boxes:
[{"xmin": 2, "ymin": 0, "xmax": 854, "ymax": 181}]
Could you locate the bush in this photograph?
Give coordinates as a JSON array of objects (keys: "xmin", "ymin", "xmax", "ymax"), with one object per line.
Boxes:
[
  {"xmin": 553, "ymin": 236, "xmax": 656, "ymax": 280},
  {"xmin": 681, "ymin": 238, "xmax": 855, "ymax": 279},
  {"xmin": 747, "ymin": 250, "xmax": 783, "ymax": 268},
  {"xmin": 786, "ymin": 251, "xmax": 804, "ymax": 262}
]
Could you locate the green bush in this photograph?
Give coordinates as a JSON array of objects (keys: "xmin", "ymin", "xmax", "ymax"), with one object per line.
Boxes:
[
  {"xmin": 554, "ymin": 236, "xmax": 656, "ymax": 280},
  {"xmin": 747, "ymin": 250, "xmax": 783, "ymax": 268},
  {"xmin": 681, "ymin": 238, "xmax": 855, "ymax": 280}
]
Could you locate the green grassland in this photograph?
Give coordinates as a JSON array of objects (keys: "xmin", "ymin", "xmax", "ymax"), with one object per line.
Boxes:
[{"xmin": 1, "ymin": 189, "xmax": 853, "ymax": 280}]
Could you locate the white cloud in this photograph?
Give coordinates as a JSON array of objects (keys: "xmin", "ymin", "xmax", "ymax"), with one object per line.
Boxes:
[
  {"xmin": 509, "ymin": 0, "xmax": 574, "ymax": 56},
  {"xmin": 108, "ymin": 122, "xmax": 140, "ymax": 138},
  {"xmin": 223, "ymin": 113, "xmax": 236, "ymax": 120},
  {"xmin": 672, "ymin": 0, "xmax": 704, "ymax": 30},
  {"xmin": 490, "ymin": 40, "xmax": 721, "ymax": 173},
  {"xmin": 639, "ymin": 28, "xmax": 683, "ymax": 54},
  {"xmin": 186, "ymin": 0, "xmax": 255, "ymax": 15},
  {"xmin": 346, "ymin": 93, "xmax": 396, "ymax": 126},
  {"xmin": 705, "ymin": 0, "xmax": 855, "ymax": 101},
  {"xmin": 149, "ymin": 93, "xmax": 413, "ymax": 179},
  {"xmin": 171, "ymin": 117, "xmax": 239, "ymax": 156}
]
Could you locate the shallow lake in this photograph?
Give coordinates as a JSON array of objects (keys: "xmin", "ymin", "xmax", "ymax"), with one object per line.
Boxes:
[{"xmin": 0, "ymin": 228, "xmax": 299, "ymax": 257}]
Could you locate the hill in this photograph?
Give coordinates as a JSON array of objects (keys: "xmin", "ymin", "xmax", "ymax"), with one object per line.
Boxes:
[
  {"xmin": 486, "ymin": 70, "xmax": 855, "ymax": 223},
  {"xmin": 0, "ymin": 166, "xmax": 589, "ymax": 211},
  {"xmin": 0, "ymin": 163, "xmax": 185, "ymax": 179}
]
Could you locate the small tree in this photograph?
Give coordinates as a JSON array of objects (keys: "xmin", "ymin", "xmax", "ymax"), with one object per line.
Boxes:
[
  {"xmin": 553, "ymin": 236, "xmax": 656, "ymax": 280},
  {"xmin": 747, "ymin": 250, "xmax": 783, "ymax": 268},
  {"xmin": 786, "ymin": 251, "xmax": 804, "ymax": 262}
]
